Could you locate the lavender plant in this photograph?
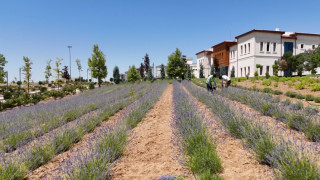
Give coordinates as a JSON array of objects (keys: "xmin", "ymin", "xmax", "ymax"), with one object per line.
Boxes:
[
  {"xmin": 0, "ymin": 82, "xmax": 159, "ymax": 179},
  {"xmin": 183, "ymin": 81, "xmax": 320, "ymax": 180},
  {"xmin": 172, "ymin": 81, "xmax": 222, "ymax": 179},
  {"xmin": 62, "ymin": 82, "xmax": 168, "ymax": 179},
  {"xmin": 0, "ymin": 83, "xmax": 147, "ymax": 152}
]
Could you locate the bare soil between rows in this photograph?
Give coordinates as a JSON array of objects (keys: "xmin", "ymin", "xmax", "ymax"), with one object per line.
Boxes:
[
  {"xmin": 182, "ymin": 85, "xmax": 275, "ymax": 180},
  {"xmin": 111, "ymin": 85, "xmax": 193, "ymax": 180}
]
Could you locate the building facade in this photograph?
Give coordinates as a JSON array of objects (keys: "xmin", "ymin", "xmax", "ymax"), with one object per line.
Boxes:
[
  {"xmin": 155, "ymin": 65, "xmax": 167, "ymax": 78},
  {"xmin": 195, "ymin": 49, "xmax": 213, "ymax": 78},
  {"xmin": 212, "ymin": 41, "xmax": 237, "ymax": 76},
  {"xmin": 233, "ymin": 29, "xmax": 320, "ymax": 77}
]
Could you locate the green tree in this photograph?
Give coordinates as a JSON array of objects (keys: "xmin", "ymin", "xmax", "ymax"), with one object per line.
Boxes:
[
  {"xmin": 113, "ymin": 66, "xmax": 120, "ymax": 84},
  {"xmin": 139, "ymin": 63, "xmax": 145, "ymax": 79},
  {"xmin": 54, "ymin": 58, "xmax": 63, "ymax": 91},
  {"xmin": 0, "ymin": 54, "xmax": 8, "ymax": 83},
  {"xmin": 160, "ymin": 64, "xmax": 165, "ymax": 80},
  {"xmin": 282, "ymin": 52, "xmax": 294, "ymax": 76},
  {"xmin": 127, "ymin": 65, "xmax": 140, "ymax": 82},
  {"xmin": 147, "ymin": 69, "xmax": 153, "ymax": 81},
  {"xmin": 166, "ymin": 48, "xmax": 186, "ymax": 79},
  {"xmin": 22, "ymin": 56, "xmax": 33, "ymax": 93},
  {"xmin": 210, "ymin": 64, "xmax": 215, "ymax": 75},
  {"xmin": 231, "ymin": 66, "xmax": 235, "ymax": 77},
  {"xmin": 45, "ymin": 59, "xmax": 52, "ymax": 83},
  {"xmin": 144, "ymin": 53, "xmax": 150, "ymax": 74},
  {"xmin": 186, "ymin": 64, "xmax": 192, "ymax": 80},
  {"xmin": 220, "ymin": 64, "xmax": 226, "ymax": 76},
  {"xmin": 76, "ymin": 59, "xmax": 82, "ymax": 81},
  {"xmin": 88, "ymin": 44, "xmax": 108, "ymax": 87},
  {"xmin": 199, "ymin": 64, "xmax": 204, "ymax": 78},
  {"xmin": 272, "ymin": 60, "xmax": 279, "ymax": 76}
]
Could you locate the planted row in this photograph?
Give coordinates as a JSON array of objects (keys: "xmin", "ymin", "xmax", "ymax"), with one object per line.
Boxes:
[
  {"xmin": 211, "ymin": 85, "xmax": 320, "ymax": 142},
  {"xmin": 172, "ymin": 81, "xmax": 222, "ymax": 179},
  {"xmin": 183, "ymin": 81, "xmax": 320, "ymax": 179},
  {"xmin": 0, "ymin": 82, "xmax": 159, "ymax": 179},
  {"xmin": 61, "ymin": 82, "xmax": 168, "ymax": 179},
  {"xmin": 0, "ymin": 84, "xmax": 146, "ymax": 152}
]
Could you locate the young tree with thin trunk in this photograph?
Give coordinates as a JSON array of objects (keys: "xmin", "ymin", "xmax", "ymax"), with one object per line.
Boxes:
[
  {"xmin": 127, "ymin": 65, "xmax": 140, "ymax": 82},
  {"xmin": 166, "ymin": 48, "xmax": 186, "ymax": 79},
  {"xmin": 144, "ymin": 53, "xmax": 150, "ymax": 74},
  {"xmin": 22, "ymin": 56, "xmax": 33, "ymax": 93},
  {"xmin": 139, "ymin": 63, "xmax": 145, "ymax": 79},
  {"xmin": 0, "ymin": 54, "xmax": 8, "ymax": 83},
  {"xmin": 45, "ymin": 59, "xmax": 52, "ymax": 83},
  {"xmin": 199, "ymin": 64, "xmax": 204, "ymax": 78},
  {"xmin": 76, "ymin": 59, "xmax": 82, "ymax": 82},
  {"xmin": 88, "ymin": 44, "xmax": 107, "ymax": 87},
  {"xmin": 54, "ymin": 58, "xmax": 63, "ymax": 91}
]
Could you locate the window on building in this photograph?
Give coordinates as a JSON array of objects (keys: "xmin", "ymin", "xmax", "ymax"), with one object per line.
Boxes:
[
  {"xmin": 267, "ymin": 42, "xmax": 270, "ymax": 52},
  {"xmin": 241, "ymin": 45, "xmax": 243, "ymax": 55},
  {"xmin": 301, "ymin": 44, "xmax": 304, "ymax": 49},
  {"xmin": 267, "ymin": 66, "xmax": 270, "ymax": 73},
  {"xmin": 260, "ymin": 42, "xmax": 264, "ymax": 51},
  {"xmin": 244, "ymin": 44, "xmax": 247, "ymax": 54},
  {"xmin": 260, "ymin": 66, "xmax": 263, "ymax": 75},
  {"xmin": 248, "ymin": 43, "xmax": 250, "ymax": 53},
  {"xmin": 312, "ymin": 45, "xmax": 316, "ymax": 50},
  {"xmin": 273, "ymin": 43, "xmax": 276, "ymax": 52}
]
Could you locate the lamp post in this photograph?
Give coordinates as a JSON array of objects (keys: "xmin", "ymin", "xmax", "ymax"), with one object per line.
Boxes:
[{"xmin": 67, "ymin": 46, "xmax": 72, "ymax": 80}]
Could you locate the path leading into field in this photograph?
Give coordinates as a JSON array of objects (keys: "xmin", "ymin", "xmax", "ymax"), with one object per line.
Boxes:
[
  {"xmin": 182, "ymin": 86, "xmax": 275, "ymax": 180},
  {"xmin": 111, "ymin": 85, "xmax": 193, "ymax": 180}
]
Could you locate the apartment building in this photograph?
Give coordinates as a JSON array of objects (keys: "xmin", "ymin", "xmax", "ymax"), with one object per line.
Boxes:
[{"xmin": 212, "ymin": 41, "xmax": 237, "ymax": 76}]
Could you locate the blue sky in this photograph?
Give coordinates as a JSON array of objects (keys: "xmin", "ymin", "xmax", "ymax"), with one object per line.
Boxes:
[{"xmin": 1, "ymin": 0, "xmax": 320, "ymax": 82}]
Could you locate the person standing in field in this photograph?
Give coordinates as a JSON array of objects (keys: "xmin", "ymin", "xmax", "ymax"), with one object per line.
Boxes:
[
  {"xmin": 206, "ymin": 74, "xmax": 216, "ymax": 92},
  {"xmin": 219, "ymin": 75, "xmax": 231, "ymax": 88}
]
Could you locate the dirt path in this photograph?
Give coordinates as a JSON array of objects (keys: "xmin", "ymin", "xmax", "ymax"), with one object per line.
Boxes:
[
  {"xmin": 27, "ymin": 101, "xmax": 130, "ymax": 179},
  {"xmin": 182, "ymin": 86, "xmax": 275, "ymax": 180},
  {"xmin": 111, "ymin": 85, "xmax": 193, "ymax": 180}
]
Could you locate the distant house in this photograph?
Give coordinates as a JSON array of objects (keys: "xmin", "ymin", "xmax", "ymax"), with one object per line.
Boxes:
[
  {"xmin": 195, "ymin": 49, "xmax": 213, "ymax": 78},
  {"xmin": 212, "ymin": 41, "xmax": 237, "ymax": 76},
  {"xmin": 155, "ymin": 65, "xmax": 167, "ymax": 78}
]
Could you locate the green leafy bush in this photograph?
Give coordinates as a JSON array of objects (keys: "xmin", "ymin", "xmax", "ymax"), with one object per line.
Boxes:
[
  {"xmin": 272, "ymin": 90, "xmax": 283, "ymax": 95},
  {"xmin": 305, "ymin": 94, "xmax": 315, "ymax": 101},
  {"xmin": 89, "ymin": 83, "xmax": 95, "ymax": 89},
  {"xmin": 262, "ymin": 88, "xmax": 273, "ymax": 94},
  {"xmin": 285, "ymin": 91, "xmax": 297, "ymax": 98},
  {"xmin": 262, "ymin": 80, "xmax": 272, "ymax": 86},
  {"xmin": 314, "ymin": 97, "xmax": 320, "ymax": 103},
  {"xmin": 296, "ymin": 93, "xmax": 305, "ymax": 99},
  {"xmin": 310, "ymin": 84, "xmax": 320, "ymax": 91},
  {"xmin": 295, "ymin": 83, "xmax": 305, "ymax": 90},
  {"xmin": 3, "ymin": 92, "xmax": 12, "ymax": 100},
  {"xmin": 265, "ymin": 72, "xmax": 270, "ymax": 79},
  {"xmin": 40, "ymin": 87, "xmax": 47, "ymax": 93}
]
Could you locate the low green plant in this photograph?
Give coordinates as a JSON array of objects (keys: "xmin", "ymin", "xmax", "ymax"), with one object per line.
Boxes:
[
  {"xmin": 314, "ymin": 97, "xmax": 320, "ymax": 103},
  {"xmin": 272, "ymin": 90, "xmax": 283, "ymax": 95},
  {"xmin": 285, "ymin": 91, "xmax": 298, "ymax": 98},
  {"xmin": 296, "ymin": 93, "xmax": 305, "ymax": 99},
  {"xmin": 3, "ymin": 92, "xmax": 12, "ymax": 100},
  {"xmin": 89, "ymin": 82, "xmax": 95, "ymax": 89},
  {"xmin": 305, "ymin": 94, "xmax": 315, "ymax": 101},
  {"xmin": 262, "ymin": 80, "xmax": 272, "ymax": 86},
  {"xmin": 295, "ymin": 82, "xmax": 305, "ymax": 90},
  {"xmin": 310, "ymin": 84, "xmax": 320, "ymax": 91},
  {"xmin": 263, "ymin": 88, "xmax": 273, "ymax": 94},
  {"xmin": 273, "ymin": 82, "xmax": 278, "ymax": 88}
]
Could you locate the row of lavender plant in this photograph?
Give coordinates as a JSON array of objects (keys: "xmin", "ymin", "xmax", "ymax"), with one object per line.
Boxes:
[
  {"xmin": 60, "ymin": 82, "xmax": 168, "ymax": 179},
  {"xmin": 214, "ymin": 86, "xmax": 320, "ymax": 142},
  {"xmin": 172, "ymin": 81, "xmax": 222, "ymax": 180},
  {"xmin": 0, "ymin": 82, "xmax": 160, "ymax": 179},
  {"xmin": 183, "ymin": 81, "xmax": 320, "ymax": 179},
  {"xmin": 0, "ymin": 83, "xmax": 147, "ymax": 153}
]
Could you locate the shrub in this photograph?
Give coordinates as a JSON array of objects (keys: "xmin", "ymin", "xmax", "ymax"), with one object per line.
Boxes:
[
  {"xmin": 262, "ymin": 80, "xmax": 272, "ymax": 86},
  {"xmin": 314, "ymin": 97, "xmax": 320, "ymax": 103},
  {"xmin": 265, "ymin": 72, "xmax": 270, "ymax": 79},
  {"xmin": 296, "ymin": 93, "xmax": 305, "ymax": 99},
  {"xmin": 273, "ymin": 82, "xmax": 278, "ymax": 88},
  {"xmin": 295, "ymin": 83, "xmax": 305, "ymax": 90},
  {"xmin": 272, "ymin": 90, "xmax": 283, "ymax": 95},
  {"xmin": 285, "ymin": 91, "xmax": 297, "ymax": 98},
  {"xmin": 305, "ymin": 106, "xmax": 319, "ymax": 115},
  {"xmin": 3, "ymin": 92, "xmax": 12, "ymax": 100},
  {"xmin": 40, "ymin": 87, "xmax": 47, "ymax": 93},
  {"xmin": 310, "ymin": 84, "xmax": 320, "ymax": 91},
  {"xmin": 262, "ymin": 88, "xmax": 273, "ymax": 94},
  {"xmin": 89, "ymin": 83, "xmax": 95, "ymax": 89},
  {"xmin": 254, "ymin": 71, "xmax": 258, "ymax": 77},
  {"xmin": 305, "ymin": 94, "xmax": 315, "ymax": 101},
  {"xmin": 290, "ymin": 101, "xmax": 304, "ymax": 111},
  {"xmin": 281, "ymin": 99, "xmax": 291, "ymax": 106}
]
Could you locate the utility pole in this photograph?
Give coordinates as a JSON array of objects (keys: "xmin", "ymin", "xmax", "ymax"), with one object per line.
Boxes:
[{"xmin": 68, "ymin": 46, "xmax": 72, "ymax": 80}]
